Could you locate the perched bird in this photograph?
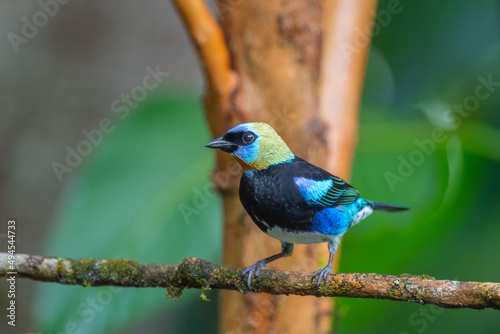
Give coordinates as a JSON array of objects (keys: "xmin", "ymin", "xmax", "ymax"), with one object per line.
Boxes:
[{"xmin": 206, "ymin": 122, "xmax": 407, "ymax": 288}]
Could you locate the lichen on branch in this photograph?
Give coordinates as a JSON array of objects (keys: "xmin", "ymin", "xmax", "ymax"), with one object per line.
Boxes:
[{"xmin": 1, "ymin": 253, "xmax": 499, "ymax": 310}]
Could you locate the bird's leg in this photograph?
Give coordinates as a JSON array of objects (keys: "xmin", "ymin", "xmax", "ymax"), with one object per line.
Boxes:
[
  {"xmin": 241, "ymin": 242, "xmax": 293, "ymax": 289},
  {"xmin": 312, "ymin": 240, "xmax": 338, "ymax": 287}
]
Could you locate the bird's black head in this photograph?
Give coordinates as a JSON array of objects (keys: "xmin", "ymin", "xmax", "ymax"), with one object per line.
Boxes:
[{"xmin": 205, "ymin": 128, "xmax": 257, "ymax": 154}]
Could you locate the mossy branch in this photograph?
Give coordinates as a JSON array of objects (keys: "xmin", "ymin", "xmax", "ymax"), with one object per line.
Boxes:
[{"xmin": 1, "ymin": 253, "xmax": 499, "ymax": 310}]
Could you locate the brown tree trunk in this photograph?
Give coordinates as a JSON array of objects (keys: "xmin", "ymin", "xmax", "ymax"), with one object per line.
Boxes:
[
  {"xmin": 217, "ymin": 2, "xmax": 327, "ymax": 332},
  {"xmin": 173, "ymin": 0, "xmax": 377, "ymax": 332}
]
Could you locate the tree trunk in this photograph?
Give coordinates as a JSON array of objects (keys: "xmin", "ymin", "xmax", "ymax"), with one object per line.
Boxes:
[{"xmin": 173, "ymin": 0, "xmax": 377, "ymax": 332}]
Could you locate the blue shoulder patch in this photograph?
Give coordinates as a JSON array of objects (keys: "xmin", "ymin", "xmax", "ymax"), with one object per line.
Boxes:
[{"xmin": 293, "ymin": 177, "xmax": 333, "ymax": 202}]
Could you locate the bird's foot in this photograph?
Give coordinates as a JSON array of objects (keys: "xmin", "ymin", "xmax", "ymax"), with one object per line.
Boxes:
[
  {"xmin": 241, "ymin": 260, "xmax": 268, "ymax": 289},
  {"xmin": 312, "ymin": 264, "xmax": 332, "ymax": 287}
]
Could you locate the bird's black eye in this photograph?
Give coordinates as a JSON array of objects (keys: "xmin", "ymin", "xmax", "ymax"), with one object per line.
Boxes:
[{"xmin": 242, "ymin": 131, "xmax": 256, "ymax": 144}]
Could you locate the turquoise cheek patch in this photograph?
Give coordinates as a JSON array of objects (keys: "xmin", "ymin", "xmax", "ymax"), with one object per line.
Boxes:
[{"xmin": 236, "ymin": 139, "xmax": 260, "ymax": 163}]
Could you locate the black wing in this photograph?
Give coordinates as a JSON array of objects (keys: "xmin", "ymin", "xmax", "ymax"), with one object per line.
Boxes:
[{"xmin": 290, "ymin": 157, "xmax": 359, "ymax": 208}]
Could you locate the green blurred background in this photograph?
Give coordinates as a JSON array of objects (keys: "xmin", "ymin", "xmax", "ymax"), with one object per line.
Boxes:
[{"xmin": 1, "ymin": 0, "xmax": 499, "ymax": 333}]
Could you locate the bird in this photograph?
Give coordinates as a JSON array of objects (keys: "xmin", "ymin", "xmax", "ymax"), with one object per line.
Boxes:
[{"xmin": 205, "ymin": 122, "xmax": 408, "ymax": 288}]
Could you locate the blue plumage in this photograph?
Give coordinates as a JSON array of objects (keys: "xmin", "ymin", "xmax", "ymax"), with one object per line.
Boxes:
[
  {"xmin": 312, "ymin": 207, "xmax": 348, "ymax": 235},
  {"xmin": 313, "ymin": 198, "xmax": 374, "ymax": 233},
  {"xmin": 294, "ymin": 177, "xmax": 334, "ymax": 203},
  {"xmin": 206, "ymin": 122, "xmax": 408, "ymax": 288}
]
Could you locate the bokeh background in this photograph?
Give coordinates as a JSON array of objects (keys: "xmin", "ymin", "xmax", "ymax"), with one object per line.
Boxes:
[{"xmin": 1, "ymin": 0, "xmax": 499, "ymax": 333}]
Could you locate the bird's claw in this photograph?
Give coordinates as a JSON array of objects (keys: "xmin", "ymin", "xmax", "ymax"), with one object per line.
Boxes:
[
  {"xmin": 241, "ymin": 260, "xmax": 268, "ymax": 289},
  {"xmin": 312, "ymin": 265, "xmax": 332, "ymax": 287}
]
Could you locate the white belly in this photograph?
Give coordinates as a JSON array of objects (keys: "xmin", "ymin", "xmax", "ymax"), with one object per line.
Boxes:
[{"xmin": 265, "ymin": 225, "xmax": 344, "ymax": 245}]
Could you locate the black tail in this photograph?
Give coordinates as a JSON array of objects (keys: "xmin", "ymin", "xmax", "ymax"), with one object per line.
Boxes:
[{"xmin": 371, "ymin": 202, "xmax": 409, "ymax": 212}]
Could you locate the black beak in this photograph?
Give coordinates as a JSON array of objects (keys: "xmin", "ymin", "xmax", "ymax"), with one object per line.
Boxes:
[{"xmin": 205, "ymin": 137, "xmax": 238, "ymax": 153}]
